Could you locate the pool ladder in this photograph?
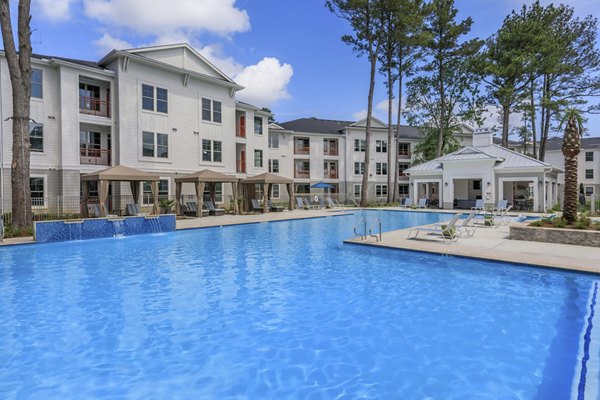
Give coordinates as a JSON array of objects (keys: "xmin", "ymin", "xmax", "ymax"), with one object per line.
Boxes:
[{"xmin": 353, "ymin": 217, "xmax": 382, "ymax": 242}]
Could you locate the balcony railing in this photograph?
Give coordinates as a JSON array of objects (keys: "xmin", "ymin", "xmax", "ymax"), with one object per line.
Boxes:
[
  {"xmin": 294, "ymin": 144, "xmax": 310, "ymax": 155},
  {"xmin": 237, "ymin": 126, "xmax": 246, "ymax": 138},
  {"xmin": 398, "ymin": 151, "xmax": 412, "ymax": 159},
  {"xmin": 80, "ymin": 148, "xmax": 111, "ymax": 165},
  {"xmin": 324, "ymin": 171, "xmax": 338, "ymax": 179},
  {"xmin": 294, "ymin": 170, "xmax": 310, "ymax": 179},
  {"xmin": 79, "ymin": 96, "xmax": 110, "ymax": 118},
  {"xmin": 236, "ymin": 159, "xmax": 246, "ymax": 173},
  {"xmin": 324, "ymin": 147, "xmax": 339, "ymax": 156}
]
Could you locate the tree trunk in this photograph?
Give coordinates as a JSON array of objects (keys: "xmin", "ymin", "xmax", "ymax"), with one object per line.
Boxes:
[
  {"xmin": 562, "ymin": 117, "xmax": 580, "ymax": 224},
  {"xmin": 436, "ymin": 47, "xmax": 445, "ymax": 157},
  {"xmin": 0, "ymin": 0, "xmax": 33, "ymax": 229},
  {"xmin": 393, "ymin": 73, "xmax": 403, "ymax": 202},
  {"xmin": 530, "ymin": 78, "xmax": 537, "ymax": 159},
  {"xmin": 501, "ymin": 103, "xmax": 510, "ymax": 148},
  {"xmin": 538, "ymin": 74, "xmax": 551, "ymax": 162},
  {"xmin": 386, "ymin": 67, "xmax": 393, "ymax": 203},
  {"xmin": 361, "ymin": 52, "xmax": 378, "ymax": 207}
]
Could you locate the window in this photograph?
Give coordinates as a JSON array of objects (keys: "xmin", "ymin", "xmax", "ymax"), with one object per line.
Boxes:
[
  {"xmin": 354, "ymin": 184, "xmax": 361, "ymax": 198},
  {"xmin": 354, "ymin": 162, "xmax": 365, "ymax": 175},
  {"xmin": 143, "ymin": 179, "xmax": 169, "ymax": 205},
  {"xmin": 80, "ymin": 130, "xmax": 101, "ymax": 156},
  {"xmin": 254, "ymin": 149, "xmax": 263, "ymax": 168},
  {"xmin": 398, "ymin": 163, "xmax": 409, "ymax": 176},
  {"xmin": 29, "ymin": 123, "xmax": 43, "ymax": 152},
  {"xmin": 376, "ymin": 184, "xmax": 388, "ymax": 197},
  {"xmin": 294, "ymin": 160, "xmax": 310, "ymax": 178},
  {"xmin": 30, "ymin": 177, "xmax": 45, "ymax": 206},
  {"xmin": 142, "ymin": 132, "xmax": 168, "ymax": 158},
  {"xmin": 254, "ymin": 116, "xmax": 263, "ymax": 135},
  {"xmin": 294, "ymin": 137, "xmax": 310, "ymax": 154},
  {"xmin": 269, "ymin": 159, "xmax": 279, "ymax": 173},
  {"xmin": 354, "ymin": 139, "xmax": 366, "ymax": 152},
  {"xmin": 202, "ymin": 140, "xmax": 222, "ymax": 162},
  {"xmin": 142, "ymin": 84, "xmax": 154, "ymax": 111},
  {"xmin": 398, "ymin": 143, "xmax": 410, "ymax": 157},
  {"xmin": 324, "ymin": 139, "xmax": 338, "ymax": 156},
  {"xmin": 585, "ymin": 186, "xmax": 594, "ymax": 196},
  {"xmin": 202, "ymin": 98, "xmax": 221, "ymax": 123},
  {"xmin": 269, "ymin": 133, "xmax": 279, "ymax": 148},
  {"xmin": 295, "ymin": 184, "xmax": 310, "ymax": 194},
  {"xmin": 586, "ymin": 152, "xmax": 594, "ymax": 162},
  {"xmin": 31, "ymin": 69, "xmax": 43, "ymax": 98},
  {"xmin": 203, "ymin": 182, "xmax": 223, "ymax": 203},
  {"xmin": 324, "ymin": 161, "xmax": 338, "ymax": 179},
  {"xmin": 376, "ymin": 162, "xmax": 388, "ymax": 175},
  {"xmin": 473, "ymin": 180, "xmax": 482, "ymax": 190},
  {"xmin": 398, "ymin": 185, "xmax": 409, "ymax": 196},
  {"xmin": 79, "ymin": 83, "xmax": 100, "ymax": 111},
  {"xmin": 376, "ymin": 140, "xmax": 387, "ymax": 153},
  {"xmin": 272, "ymin": 184, "xmax": 280, "ymax": 199},
  {"xmin": 142, "ymin": 131, "xmax": 154, "ymax": 157},
  {"xmin": 586, "ymin": 169, "xmax": 594, "ymax": 180},
  {"xmin": 156, "ymin": 87, "xmax": 168, "ymax": 113}
]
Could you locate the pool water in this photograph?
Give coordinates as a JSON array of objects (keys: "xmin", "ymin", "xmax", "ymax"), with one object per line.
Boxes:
[{"xmin": 0, "ymin": 210, "xmax": 597, "ymax": 399}]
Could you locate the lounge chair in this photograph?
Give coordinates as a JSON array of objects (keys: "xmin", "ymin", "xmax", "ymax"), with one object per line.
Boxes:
[
  {"xmin": 185, "ymin": 201, "xmax": 209, "ymax": 217},
  {"xmin": 495, "ymin": 199, "xmax": 508, "ymax": 211},
  {"xmin": 417, "ymin": 198, "xmax": 428, "ymax": 209},
  {"xmin": 251, "ymin": 199, "xmax": 264, "ymax": 212},
  {"xmin": 126, "ymin": 203, "xmax": 148, "ymax": 216},
  {"xmin": 436, "ymin": 211, "xmax": 477, "ymax": 237},
  {"xmin": 317, "ymin": 196, "xmax": 325, "ymax": 209},
  {"xmin": 205, "ymin": 200, "xmax": 225, "ymax": 216},
  {"xmin": 471, "ymin": 199, "xmax": 485, "ymax": 211},
  {"xmin": 296, "ymin": 197, "xmax": 305, "ymax": 210},
  {"xmin": 0, "ymin": 217, "xmax": 4, "ymax": 242},
  {"xmin": 268, "ymin": 200, "xmax": 284, "ymax": 212},
  {"xmin": 408, "ymin": 212, "xmax": 463, "ymax": 243},
  {"xmin": 96, "ymin": 203, "xmax": 117, "ymax": 218},
  {"xmin": 401, "ymin": 198, "xmax": 412, "ymax": 208},
  {"xmin": 303, "ymin": 198, "xmax": 315, "ymax": 210},
  {"xmin": 326, "ymin": 197, "xmax": 336, "ymax": 208}
]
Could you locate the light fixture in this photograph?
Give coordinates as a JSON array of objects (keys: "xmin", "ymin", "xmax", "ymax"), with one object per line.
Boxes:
[
  {"xmin": 444, "ymin": 182, "xmax": 448, "ymax": 187},
  {"xmin": 486, "ymin": 181, "xmax": 491, "ymax": 186},
  {"xmin": 172, "ymin": 128, "xmax": 178, "ymax": 132}
]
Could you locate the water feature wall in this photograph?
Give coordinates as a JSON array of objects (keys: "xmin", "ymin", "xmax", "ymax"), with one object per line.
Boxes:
[{"xmin": 34, "ymin": 215, "xmax": 176, "ymax": 243}]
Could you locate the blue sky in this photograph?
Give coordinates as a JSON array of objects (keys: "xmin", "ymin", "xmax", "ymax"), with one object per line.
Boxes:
[{"xmin": 20, "ymin": 0, "xmax": 600, "ymax": 137}]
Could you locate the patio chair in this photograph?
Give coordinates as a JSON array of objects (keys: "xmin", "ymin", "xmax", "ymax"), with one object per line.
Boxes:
[
  {"xmin": 268, "ymin": 200, "xmax": 284, "ymax": 212},
  {"xmin": 326, "ymin": 197, "xmax": 336, "ymax": 208},
  {"xmin": 471, "ymin": 199, "xmax": 485, "ymax": 211},
  {"xmin": 495, "ymin": 199, "xmax": 508, "ymax": 211},
  {"xmin": 303, "ymin": 198, "xmax": 315, "ymax": 210},
  {"xmin": 205, "ymin": 200, "xmax": 225, "ymax": 216},
  {"xmin": 0, "ymin": 217, "xmax": 4, "ymax": 242},
  {"xmin": 417, "ymin": 198, "xmax": 428, "ymax": 209},
  {"xmin": 435, "ymin": 211, "xmax": 477, "ymax": 238},
  {"xmin": 408, "ymin": 212, "xmax": 463, "ymax": 243},
  {"xmin": 185, "ymin": 201, "xmax": 209, "ymax": 217},
  {"xmin": 96, "ymin": 204, "xmax": 117, "ymax": 218},
  {"xmin": 251, "ymin": 199, "xmax": 264, "ymax": 212},
  {"xmin": 401, "ymin": 198, "xmax": 412, "ymax": 208},
  {"xmin": 126, "ymin": 203, "xmax": 148, "ymax": 216},
  {"xmin": 296, "ymin": 197, "xmax": 305, "ymax": 210}
]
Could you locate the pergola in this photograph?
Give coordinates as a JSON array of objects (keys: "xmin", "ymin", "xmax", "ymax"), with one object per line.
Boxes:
[
  {"xmin": 240, "ymin": 172, "xmax": 294, "ymax": 213},
  {"xmin": 174, "ymin": 169, "xmax": 240, "ymax": 217},
  {"xmin": 80, "ymin": 165, "xmax": 160, "ymax": 217}
]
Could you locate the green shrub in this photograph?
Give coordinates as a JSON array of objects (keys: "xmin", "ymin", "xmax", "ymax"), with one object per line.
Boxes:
[
  {"xmin": 553, "ymin": 219, "xmax": 567, "ymax": 228},
  {"xmin": 577, "ymin": 213, "xmax": 592, "ymax": 229},
  {"xmin": 529, "ymin": 220, "xmax": 544, "ymax": 227},
  {"xmin": 3, "ymin": 225, "xmax": 34, "ymax": 238},
  {"xmin": 551, "ymin": 203, "xmax": 561, "ymax": 212},
  {"xmin": 592, "ymin": 222, "xmax": 600, "ymax": 231}
]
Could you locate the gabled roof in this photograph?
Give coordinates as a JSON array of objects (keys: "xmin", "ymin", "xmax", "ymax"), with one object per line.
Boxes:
[
  {"xmin": 279, "ymin": 118, "xmax": 352, "ymax": 135},
  {"xmin": 31, "ymin": 53, "xmax": 104, "ymax": 70},
  {"xmin": 349, "ymin": 116, "xmax": 388, "ymax": 129},
  {"xmin": 406, "ymin": 144, "xmax": 554, "ymax": 174}
]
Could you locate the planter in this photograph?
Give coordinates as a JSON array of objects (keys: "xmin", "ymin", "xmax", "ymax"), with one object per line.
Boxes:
[{"xmin": 510, "ymin": 223, "xmax": 600, "ymax": 247}]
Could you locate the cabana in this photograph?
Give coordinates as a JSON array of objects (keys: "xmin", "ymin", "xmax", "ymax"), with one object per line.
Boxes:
[
  {"xmin": 174, "ymin": 170, "xmax": 240, "ymax": 217},
  {"xmin": 81, "ymin": 165, "xmax": 160, "ymax": 217},
  {"xmin": 240, "ymin": 172, "xmax": 294, "ymax": 213}
]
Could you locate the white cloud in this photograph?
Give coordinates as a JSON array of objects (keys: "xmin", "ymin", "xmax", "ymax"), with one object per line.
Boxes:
[
  {"xmin": 94, "ymin": 33, "xmax": 132, "ymax": 54},
  {"xmin": 352, "ymin": 109, "xmax": 368, "ymax": 120},
  {"xmin": 35, "ymin": 0, "xmax": 75, "ymax": 21},
  {"xmin": 234, "ymin": 57, "xmax": 293, "ymax": 107},
  {"xmin": 83, "ymin": 0, "xmax": 250, "ymax": 39}
]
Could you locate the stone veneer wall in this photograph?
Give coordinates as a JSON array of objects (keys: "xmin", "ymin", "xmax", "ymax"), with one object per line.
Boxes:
[
  {"xmin": 34, "ymin": 215, "xmax": 176, "ymax": 243},
  {"xmin": 510, "ymin": 224, "xmax": 600, "ymax": 247}
]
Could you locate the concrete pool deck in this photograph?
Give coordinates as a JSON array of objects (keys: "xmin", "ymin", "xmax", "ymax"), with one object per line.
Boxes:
[{"xmin": 344, "ymin": 218, "xmax": 600, "ymax": 274}]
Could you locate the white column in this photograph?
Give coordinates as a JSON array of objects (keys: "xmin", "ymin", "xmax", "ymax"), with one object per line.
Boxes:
[{"xmin": 533, "ymin": 178, "xmax": 539, "ymax": 212}]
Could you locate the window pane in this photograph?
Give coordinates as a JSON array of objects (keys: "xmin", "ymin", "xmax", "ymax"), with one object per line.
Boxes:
[
  {"xmin": 142, "ymin": 131, "xmax": 154, "ymax": 157},
  {"xmin": 157, "ymin": 133, "xmax": 168, "ymax": 158},
  {"xmin": 254, "ymin": 116, "xmax": 263, "ymax": 134},
  {"xmin": 30, "ymin": 177, "xmax": 44, "ymax": 205},
  {"xmin": 29, "ymin": 123, "xmax": 43, "ymax": 152},
  {"xmin": 202, "ymin": 98, "xmax": 211, "ymax": 121},
  {"xmin": 31, "ymin": 69, "xmax": 43, "ymax": 98},
  {"xmin": 254, "ymin": 149, "xmax": 263, "ymax": 167},
  {"xmin": 142, "ymin": 84, "xmax": 154, "ymax": 111},
  {"xmin": 272, "ymin": 184, "xmax": 280, "ymax": 198},
  {"xmin": 213, "ymin": 141, "xmax": 222, "ymax": 162},
  {"xmin": 202, "ymin": 139, "xmax": 212, "ymax": 161},
  {"xmin": 213, "ymin": 101, "xmax": 222, "ymax": 123},
  {"xmin": 273, "ymin": 159, "xmax": 279, "ymax": 173},
  {"xmin": 269, "ymin": 133, "xmax": 279, "ymax": 148},
  {"xmin": 156, "ymin": 88, "xmax": 168, "ymax": 113},
  {"xmin": 158, "ymin": 179, "xmax": 169, "ymax": 198}
]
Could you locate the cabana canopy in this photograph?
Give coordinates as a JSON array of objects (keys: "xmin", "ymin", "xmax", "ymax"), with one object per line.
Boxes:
[
  {"xmin": 81, "ymin": 165, "xmax": 161, "ymax": 217},
  {"xmin": 174, "ymin": 169, "xmax": 240, "ymax": 217},
  {"xmin": 240, "ymin": 172, "xmax": 294, "ymax": 213}
]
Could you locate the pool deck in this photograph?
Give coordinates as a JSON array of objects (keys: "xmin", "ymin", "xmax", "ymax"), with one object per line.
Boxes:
[{"xmin": 344, "ymin": 216, "xmax": 600, "ymax": 274}]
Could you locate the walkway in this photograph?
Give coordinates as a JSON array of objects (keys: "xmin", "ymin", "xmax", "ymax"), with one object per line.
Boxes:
[{"xmin": 345, "ymin": 220, "xmax": 600, "ymax": 274}]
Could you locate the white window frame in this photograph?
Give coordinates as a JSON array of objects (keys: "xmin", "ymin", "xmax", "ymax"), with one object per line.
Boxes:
[
  {"xmin": 268, "ymin": 133, "xmax": 279, "ymax": 148},
  {"xmin": 376, "ymin": 140, "xmax": 387, "ymax": 153},
  {"xmin": 271, "ymin": 183, "xmax": 280, "ymax": 199},
  {"xmin": 353, "ymin": 184, "xmax": 361, "ymax": 198},
  {"xmin": 30, "ymin": 175, "xmax": 47, "ymax": 208},
  {"xmin": 585, "ymin": 152, "xmax": 594, "ymax": 162},
  {"xmin": 268, "ymin": 159, "xmax": 279, "ymax": 173},
  {"xmin": 376, "ymin": 162, "xmax": 388, "ymax": 176},
  {"xmin": 585, "ymin": 169, "xmax": 594, "ymax": 180},
  {"xmin": 376, "ymin": 184, "xmax": 388, "ymax": 197},
  {"xmin": 585, "ymin": 186, "xmax": 594, "ymax": 196},
  {"xmin": 142, "ymin": 131, "xmax": 169, "ymax": 160},
  {"xmin": 254, "ymin": 116, "xmax": 264, "ymax": 135},
  {"xmin": 201, "ymin": 98, "xmax": 222, "ymax": 124},
  {"xmin": 354, "ymin": 139, "xmax": 366, "ymax": 152},
  {"xmin": 354, "ymin": 162, "xmax": 364, "ymax": 175},
  {"xmin": 31, "ymin": 68, "xmax": 43, "ymax": 99}
]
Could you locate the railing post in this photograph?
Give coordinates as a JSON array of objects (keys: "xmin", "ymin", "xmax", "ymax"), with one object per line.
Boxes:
[{"xmin": 592, "ymin": 194, "xmax": 596, "ymax": 215}]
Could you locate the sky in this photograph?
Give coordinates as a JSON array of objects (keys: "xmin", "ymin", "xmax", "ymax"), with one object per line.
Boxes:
[{"xmin": 15, "ymin": 0, "xmax": 600, "ymax": 138}]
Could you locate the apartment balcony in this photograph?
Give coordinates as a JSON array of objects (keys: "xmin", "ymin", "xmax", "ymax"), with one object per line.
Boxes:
[
  {"xmin": 80, "ymin": 148, "xmax": 111, "ymax": 166},
  {"xmin": 79, "ymin": 96, "xmax": 110, "ymax": 118},
  {"xmin": 294, "ymin": 170, "xmax": 310, "ymax": 179},
  {"xmin": 398, "ymin": 151, "xmax": 412, "ymax": 159},
  {"xmin": 398, "ymin": 174, "xmax": 409, "ymax": 181},
  {"xmin": 324, "ymin": 148, "xmax": 339, "ymax": 156},
  {"xmin": 236, "ymin": 159, "xmax": 246, "ymax": 173},
  {"xmin": 294, "ymin": 145, "xmax": 310, "ymax": 155},
  {"xmin": 324, "ymin": 170, "xmax": 338, "ymax": 179}
]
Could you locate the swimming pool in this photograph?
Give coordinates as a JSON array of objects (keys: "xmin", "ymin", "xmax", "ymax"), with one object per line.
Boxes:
[{"xmin": 0, "ymin": 210, "xmax": 597, "ymax": 398}]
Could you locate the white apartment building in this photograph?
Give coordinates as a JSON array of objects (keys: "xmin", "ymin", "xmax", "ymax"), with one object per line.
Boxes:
[
  {"xmin": 545, "ymin": 137, "xmax": 600, "ymax": 199},
  {"xmin": 0, "ymin": 44, "xmax": 272, "ymax": 213}
]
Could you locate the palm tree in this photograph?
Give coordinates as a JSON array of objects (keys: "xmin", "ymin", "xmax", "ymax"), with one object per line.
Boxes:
[{"xmin": 560, "ymin": 108, "xmax": 584, "ymax": 224}]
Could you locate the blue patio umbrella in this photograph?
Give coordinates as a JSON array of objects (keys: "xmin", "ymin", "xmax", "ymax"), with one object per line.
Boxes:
[{"xmin": 310, "ymin": 182, "xmax": 334, "ymax": 189}]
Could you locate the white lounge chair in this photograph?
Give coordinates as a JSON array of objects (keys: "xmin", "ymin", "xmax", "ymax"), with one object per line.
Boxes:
[
  {"xmin": 408, "ymin": 213, "xmax": 463, "ymax": 243},
  {"xmin": 436, "ymin": 211, "xmax": 477, "ymax": 237},
  {"xmin": 401, "ymin": 198, "xmax": 412, "ymax": 208},
  {"xmin": 417, "ymin": 198, "xmax": 427, "ymax": 209},
  {"xmin": 471, "ymin": 199, "xmax": 485, "ymax": 211}
]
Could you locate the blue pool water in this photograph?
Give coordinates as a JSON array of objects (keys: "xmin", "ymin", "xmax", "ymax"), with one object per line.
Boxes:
[{"xmin": 0, "ymin": 210, "xmax": 598, "ymax": 399}]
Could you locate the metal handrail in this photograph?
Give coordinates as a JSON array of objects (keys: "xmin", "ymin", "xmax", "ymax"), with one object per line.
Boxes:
[
  {"xmin": 353, "ymin": 217, "xmax": 366, "ymax": 240},
  {"xmin": 369, "ymin": 218, "xmax": 382, "ymax": 242},
  {"xmin": 0, "ymin": 217, "xmax": 3, "ymax": 242}
]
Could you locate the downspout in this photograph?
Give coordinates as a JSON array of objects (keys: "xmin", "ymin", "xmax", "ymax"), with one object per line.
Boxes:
[{"xmin": 0, "ymin": 58, "xmax": 4, "ymax": 216}]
